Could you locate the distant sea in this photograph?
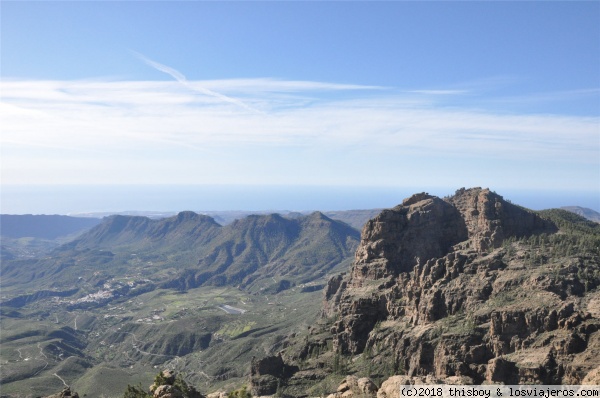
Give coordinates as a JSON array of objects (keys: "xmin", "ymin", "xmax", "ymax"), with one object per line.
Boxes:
[{"xmin": 1, "ymin": 185, "xmax": 598, "ymax": 215}]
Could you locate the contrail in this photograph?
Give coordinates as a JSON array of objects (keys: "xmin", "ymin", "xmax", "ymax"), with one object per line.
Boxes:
[{"xmin": 131, "ymin": 50, "xmax": 264, "ymax": 114}]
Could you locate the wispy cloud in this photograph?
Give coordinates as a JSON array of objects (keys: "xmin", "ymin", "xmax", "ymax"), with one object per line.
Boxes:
[
  {"xmin": 131, "ymin": 50, "xmax": 265, "ymax": 114},
  {"xmin": 1, "ymin": 78, "xmax": 598, "ymax": 189}
]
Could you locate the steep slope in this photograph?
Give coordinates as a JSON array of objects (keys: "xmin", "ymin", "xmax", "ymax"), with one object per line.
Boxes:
[
  {"xmin": 161, "ymin": 212, "xmax": 360, "ymax": 292},
  {"xmin": 65, "ymin": 211, "xmax": 222, "ymax": 251},
  {"xmin": 326, "ymin": 188, "xmax": 559, "ymax": 356},
  {"xmin": 1, "ymin": 211, "xmax": 359, "ymax": 304},
  {"xmin": 276, "ymin": 188, "xmax": 600, "ymax": 391},
  {"xmin": 0, "ymin": 212, "xmax": 222, "ymax": 297}
]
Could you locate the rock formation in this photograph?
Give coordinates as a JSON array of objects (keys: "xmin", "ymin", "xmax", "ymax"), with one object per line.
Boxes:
[
  {"xmin": 295, "ymin": 187, "xmax": 600, "ymax": 386},
  {"xmin": 249, "ymin": 354, "xmax": 298, "ymax": 396},
  {"xmin": 327, "ymin": 375, "xmax": 378, "ymax": 398},
  {"xmin": 148, "ymin": 370, "xmax": 204, "ymax": 398},
  {"xmin": 43, "ymin": 387, "xmax": 79, "ymax": 398}
]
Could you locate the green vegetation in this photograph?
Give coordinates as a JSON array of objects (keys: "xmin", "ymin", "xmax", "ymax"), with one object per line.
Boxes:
[
  {"xmin": 122, "ymin": 371, "xmax": 200, "ymax": 398},
  {"xmin": 216, "ymin": 320, "xmax": 257, "ymax": 338},
  {"xmin": 0, "ymin": 282, "xmax": 325, "ymax": 397},
  {"xmin": 123, "ymin": 383, "xmax": 151, "ymax": 398},
  {"xmin": 537, "ymin": 209, "xmax": 600, "ymax": 257},
  {"xmin": 0, "ymin": 211, "xmax": 359, "ymax": 396},
  {"xmin": 4, "ymin": 205, "xmax": 600, "ymax": 396},
  {"xmin": 228, "ymin": 386, "xmax": 251, "ymax": 398}
]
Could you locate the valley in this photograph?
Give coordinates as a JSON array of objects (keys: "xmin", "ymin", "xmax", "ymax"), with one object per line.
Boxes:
[
  {"xmin": 1, "ymin": 283, "xmax": 324, "ymax": 397},
  {"xmin": 0, "ymin": 211, "xmax": 361, "ymax": 397},
  {"xmin": 1, "ymin": 191, "xmax": 600, "ymax": 397}
]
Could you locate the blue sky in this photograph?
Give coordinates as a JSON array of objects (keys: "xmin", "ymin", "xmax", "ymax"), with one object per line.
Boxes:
[{"xmin": 1, "ymin": 1, "xmax": 599, "ymax": 213}]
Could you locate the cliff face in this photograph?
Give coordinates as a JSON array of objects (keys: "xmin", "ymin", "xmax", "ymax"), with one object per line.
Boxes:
[
  {"xmin": 319, "ymin": 187, "xmax": 599, "ymax": 384},
  {"xmin": 350, "ymin": 193, "xmax": 468, "ymax": 281},
  {"xmin": 447, "ymin": 188, "xmax": 556, "ymax": 252}
]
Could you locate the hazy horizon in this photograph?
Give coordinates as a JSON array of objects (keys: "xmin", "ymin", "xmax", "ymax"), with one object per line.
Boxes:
[
  {"xmin": 1, "ymin": 184, "xmax": 598, "ymax": 215},
  {"xmin": 2, "ymin": 2, "xmax": 598, "ymax": 214}
]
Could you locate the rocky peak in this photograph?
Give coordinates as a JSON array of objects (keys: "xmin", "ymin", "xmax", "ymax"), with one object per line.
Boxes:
[
  {"xmin": 350, "ymin": 193, "xmax": 467, "ymax": 282},
  {"xmin": 323, "ymin": 188, "xmax": 570, "ymax": 356},
  {"xmin": 249, "ymin": 355, "xmax": 298, "ymax": 396},
  {"xmin": 305, "ymin": 211, "xmax": 332, "ymax": 223},
  {"xmin": 308, "ymin": 188, "xmax": 600, "ymax": 385},
  {"xmin": 174, "ymin": 211, "xmax": 216, "ymax": 224},
  {"xmin": 308, "ymin": 210, "xmax": 328, "ymax": 218},
  {"xmin": 401, "ymin": 192, "xmax": 435, "ymax": 207},
  {"xmin": 446, "ymin": 187, "xmax": 556, "ymax": 252}
]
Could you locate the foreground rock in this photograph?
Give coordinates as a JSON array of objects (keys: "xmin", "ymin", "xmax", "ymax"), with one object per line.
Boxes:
[
  {"xmin": 326, "ymin": 375, "xmax": 378, "ymax": 398},
  {"xmin": 43, "ymin": 387, "xmax": 79, "ymax": 398},
  {"xmin": 147, "ymin": 370, "xmax": 204, "ymax": 398},
  {"xmin": 249, "ymin": 354, "xmax": 298, "ymax": 396}
]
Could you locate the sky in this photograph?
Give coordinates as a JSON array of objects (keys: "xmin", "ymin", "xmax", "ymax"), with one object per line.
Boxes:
[{"xmin": 1, "ymin": 1, "xmax": 599, "ymax": 214}]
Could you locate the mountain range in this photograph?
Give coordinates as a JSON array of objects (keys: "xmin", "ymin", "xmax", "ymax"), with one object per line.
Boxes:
[
  {"xmin": 0, "ymin": 210, "xmax": 361, "ymax": 397},
  {"xmin": 1, "ymin": 189, "xmax": 600, "ymax": 397}
]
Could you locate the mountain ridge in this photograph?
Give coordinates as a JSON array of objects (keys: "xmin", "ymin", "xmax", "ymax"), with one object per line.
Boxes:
[
  {"xmin": 1, "ymin": 211, "xmax": 360, "ymax": 300},
  {"xmin": 3, "ymin": 188, "xmax": 600, "ymax": 397},
  {"xmin": 256, "ymin": 187, "xmax": 600, "ymax": 394},
  {"xmin": 561, "ymin": 206, "xmax": 600, "ymax": 223}
]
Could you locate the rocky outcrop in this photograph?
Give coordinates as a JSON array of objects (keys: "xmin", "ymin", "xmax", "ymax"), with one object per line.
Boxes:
[
  {"xmin": 314, "ymin": 187, "xmax": 600, "ymax": 385},
  {"xmin": 325, "ymin": 193, "xmax": 472, "ymax": 353},
  {"xmin": 43, "ymin": 387, "xmax": 79, "ymax": 398},
  {"xmin": 351, "ymin": 193, "xmax": 468, "ymax": 281},
  {"xmin": 326, "ymin": 375, "xmax": 378, "ymax": 398},
  {"xmin": 249, "ymin": 354, "xmax": 298, "ymax": 396},
  {"xmin": 447, "ymin": 188, "xmax": 556, "ymax": 252},
  {"xmin": 149, "ymin": 370, "xmax": 204, "ymax": 398}
]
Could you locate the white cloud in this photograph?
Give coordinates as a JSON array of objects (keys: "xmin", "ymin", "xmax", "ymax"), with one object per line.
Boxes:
[
  {"xmin": 132, "ymin": 51, "xmax": 265, "ymax": 114},
  {"xmin": 1, "ymin": 78, "xmax": 598, "ymax": 189}
]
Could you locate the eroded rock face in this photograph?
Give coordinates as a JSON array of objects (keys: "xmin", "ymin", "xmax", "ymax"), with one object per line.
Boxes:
[
  {"xmin": 352, "ymin": 193, "xmax": 468, "ymax": 281},
  {"xmin": 327, "ymin": 375, "xmax": 378, "ymax": 398},
  {"xmin": 318, "ymin": 187, "xmax": 600, "ymax": 384},
  {"xmin": 249, "ymin": 354, "xmax": 298, "ymax": 396},
  {"xmin": 447, "ymin": 188, "xmax": 556, "ymax": 252},
  {"xmin": 327, "ymin": 193, "xmax": 470, "ymax": 353}
]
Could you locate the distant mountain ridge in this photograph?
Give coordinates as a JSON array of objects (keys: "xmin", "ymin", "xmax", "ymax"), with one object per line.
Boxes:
[
  {"xmin": 561, "ymin": 206, "xmax": 600, "ymax": 223},
  {"xmin": 3, "ymin": 211, "xmax": 360, "ymax": 297},
  {"xmin": 176, "ymin": 211, "xmax": 360, "ymax": 291},
  {"xmin": 65, "ymin": 211, "xmax": 221, "ymax": 251},
  {"xmin": 0, "ymin": 214, "xmax": 102, "ymax": 239},
  {"xmin": 70, "ymin": 209, "xmax": 381, "ymax": 230}
]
